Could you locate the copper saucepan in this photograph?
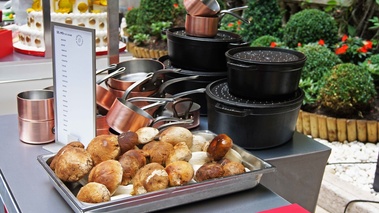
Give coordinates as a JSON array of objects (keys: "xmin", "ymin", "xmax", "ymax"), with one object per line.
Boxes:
[
  {"xmin": 107, "ymin": 58, "xmax": 166, "ymax": 90},
  {"xmin": 183, "ymin": 0, "xmax": 220, "ymax": 16},
  {"xmin": 106, "ymin": 73, "xmax": 175, "ymax": 133},
  {"xmin": 96, "ymin": 67, "xmax": 126, "ymax": 114},
  {"xmin": 185, "ymin": 6, "xmax": 249, "ymax": 38}
]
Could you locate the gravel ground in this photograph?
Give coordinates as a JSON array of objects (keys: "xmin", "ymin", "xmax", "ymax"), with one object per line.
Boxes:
[{"xmin": 314, "ymin": 138, "xmax": 379, "ymax": 198}]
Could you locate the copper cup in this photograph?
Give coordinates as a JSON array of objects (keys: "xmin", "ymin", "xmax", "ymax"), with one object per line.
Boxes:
[
  {"xmin": 18, "ymin": 118, "xmax": 55, "ymax": 144},
  {"xmin": 17, "ymin": 90, "xmax": 54, "ymax": 121}
]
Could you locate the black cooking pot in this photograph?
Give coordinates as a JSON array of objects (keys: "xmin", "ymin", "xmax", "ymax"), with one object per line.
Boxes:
[
  {"xmin": 166, "ymin": 27, "xmax": 248, "ymax": 72},
  {"xmin": 206, "ymin": 79, "xmax": 304, "ymax": 150},
  {"xmin": 225, "ymin": 46, "xmax": 306, "ymax": 99}
]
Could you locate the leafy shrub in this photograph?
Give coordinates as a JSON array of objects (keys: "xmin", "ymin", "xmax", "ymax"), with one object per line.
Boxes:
[
  {"xmin": 250, "ymin": 35, "xmax": 284, "ymax": 47},
  {"xmin": 297, "ymin": 43, "xmax": 342, "ymax": 82},
  {"xmin": 361, "ymin": 54, "xmax": 379, "ymax": 77},
  {"xmin": 125, "ymin": 7, "xmax": 139, "ymax": 27},
  {"xmin": 299, "ymin": 77, "xmax": 320, "ymax": 106},
  {"xmin": 136, "ymin": 0, "xmax": 176, "ymax": 27},
  {"xmin": 283, "ymin": 9, "xmax": 339, "ymax": 48},
  {"xmin": 318, "ymin": 63, "xmax": 377, "ymax": 117},
  {"xmin": 239, "ymin": 0, "xmax": 283, "ymax": 43},
  {"xmin": 219, "ymin": 15, "xmax": 242, "ymax": 34}
]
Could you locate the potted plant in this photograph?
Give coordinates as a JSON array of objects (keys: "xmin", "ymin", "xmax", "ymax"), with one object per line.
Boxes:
[{"xmin": 124, "ymin": 0, "xmax": 186, "ymax": 58}]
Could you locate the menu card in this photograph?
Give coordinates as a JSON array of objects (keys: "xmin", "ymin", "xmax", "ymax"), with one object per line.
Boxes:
[{"xmin": 50, "ymin": 22, "xmax": 96, "ymax": 149}]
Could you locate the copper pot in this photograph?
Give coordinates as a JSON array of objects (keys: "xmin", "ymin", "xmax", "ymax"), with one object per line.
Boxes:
[
  {"xmin": 106, "ymin": 73, "xmax": 174, "ymax": 133},
  {"xmin": 17, "ymin": 90, "xmax": 54, "ymax": 121},
  {"xmin": 96, "ymin": 67, "xmax": 126, "ymax": 114},
  {"xmin": 183, "ymin": 0, "xmax": 220, "ymax": 16},
  {"xmin": 185, "ymin": 6, "xmax": 249, "ymax": 38}
]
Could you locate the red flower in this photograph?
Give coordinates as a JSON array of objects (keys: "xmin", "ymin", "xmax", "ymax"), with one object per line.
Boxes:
[
  {"xmin": 363, "ymin": 40, "xmax": 373, "ymax": 49},
  {"xmin": 237, "ymin": 20, "xmax": 242, "ymax": 25},
  {"xmin": 318, "ymin": 39, "xmax": 325, "ymax": 46},
  {"xmin": 270, "ymin": 42, "xmax": 277, "ymax": 47},
  {"xmin": 342, "ymin": 34, "xmax": 348, "ymax": 42},
  {"xmin": 358, "ymin": 47, "xmax": 368, "ymax": 53},
  {"xmin": 297, "ymin": 42, "xmax": 302, "ymax": 47},
  {"xmin": 335, "ymin": 44, "xmax": 349, "ymax": 54},
  {"xmin": 173, "ymin": 3, "xmax": 178, "ymax": 8},
  {"xmin": 127, "ymin": 7, "xmax": 133, "ymax": 11},
  {"xmin": 227, "ymin": 23, "xmax": 234, "ymax": 27}
]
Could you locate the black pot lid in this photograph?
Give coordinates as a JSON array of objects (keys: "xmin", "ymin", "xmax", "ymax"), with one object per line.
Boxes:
[
  {"xmin": 167, "ymin": 27, "xmax": 242, "ymax": 43},
  {"xmin": 226, "ymin": 47, "xmax": 307, "ymax": 64},
  {"xmin": 206, "ymin": 79, "xmax": 304, "ymax": 109}
]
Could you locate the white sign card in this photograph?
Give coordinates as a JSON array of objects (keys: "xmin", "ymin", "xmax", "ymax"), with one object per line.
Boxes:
[{"xmin": 50, "ymin": 22, "xmax": 96, "ymax": 148}]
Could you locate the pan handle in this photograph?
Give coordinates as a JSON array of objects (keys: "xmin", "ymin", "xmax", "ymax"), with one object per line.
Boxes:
[
  {"xmin": 96, "ymin": 67, "xmax": 126, "ymax": 84},
  {"xmin": 157, "ymin": 75, "xmax": 200, "ymax": 96},
  {"xmin": 171, "ymin": 88, "xmax": 206, "ymax": 99},
  {"xmin": 172, "ymin": 98, "xmax": 193, "ymax": 119},
  {"xmin": 214, "ymin": 102, "xmax": 248, "ymax": 117},
  {"xmin": 122, "ymin": 73, "xmax": 154, "ymax": 100},
  {"xmin": 95, "ymin": 64, "xmax": 117, "ymax": 75},
  {"xmin": 227, "ymin": 61, "xmax": 258, "ymax": 70},
  {"xmin": 127, "ymin": 97, "xmax": 175, "ymax": 103}
]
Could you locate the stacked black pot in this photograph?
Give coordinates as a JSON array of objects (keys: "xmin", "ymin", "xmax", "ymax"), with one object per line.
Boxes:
[
  {"xmin": 206, "ymin": 46, "xmax": 307, "ymax": 149},
  {"xmin": 162, "ymin": 27, "xmax": 248, "ymax": 115}
]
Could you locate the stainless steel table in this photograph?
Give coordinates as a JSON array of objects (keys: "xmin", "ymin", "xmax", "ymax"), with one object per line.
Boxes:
[{"xmin": 0, "ymin": 114, "xmax": 290, "ymax": 213}]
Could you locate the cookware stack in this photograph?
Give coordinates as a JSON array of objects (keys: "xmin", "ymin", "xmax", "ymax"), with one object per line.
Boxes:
[
  {"xmin": 163, "ymin": 0, "xmax": 249, "ymax": 115},
  {"xmin": 206, "ymin": 47, "xmax": 307, "ymax": 149}
]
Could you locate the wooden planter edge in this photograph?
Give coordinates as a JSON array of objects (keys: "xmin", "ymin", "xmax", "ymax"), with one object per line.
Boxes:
[
  {"xmin": 296, "ymin": 110, "xmax": 379, "ymax": 143},
  {"xmin": 126, "ymin": 42, "xmax": 168, "ymax": 59}
]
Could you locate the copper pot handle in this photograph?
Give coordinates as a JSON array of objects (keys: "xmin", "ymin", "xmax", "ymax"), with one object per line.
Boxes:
[
  {"xmin": 96, "ymin": 67, "xmax": 126, "ymax": 84},
  {"xmin": 121, "ymin": 73, "xmax": 154, "ymax": 100}
]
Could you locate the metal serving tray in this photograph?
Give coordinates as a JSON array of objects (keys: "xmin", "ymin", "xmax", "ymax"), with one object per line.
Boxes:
[{"xmin": 37, "ymin": 131, "xmax": 275, "ymax": 213}]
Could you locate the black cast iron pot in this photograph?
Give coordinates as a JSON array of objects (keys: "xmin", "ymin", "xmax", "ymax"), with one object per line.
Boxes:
[
  {"xmin": 225, "ymin": 46, "xmax": 306, "ymax": 99},
  {"xmin": 206, "ymin": 79, "xmax": 304, "ymax": 150},
  {"xmin": 166, "ymin": 27, "xmax": 248, "ymax": 72}
]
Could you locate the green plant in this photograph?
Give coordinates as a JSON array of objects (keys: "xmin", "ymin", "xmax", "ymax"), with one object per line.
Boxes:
[
  {"xmin": 250, "ymin": 35, "xmax": 285, "ymax": 47},
  {"xmin": 361, "ymin": 54, "xmax": 379, "ymax": 80},
  {"xmin": 150, "ymin": 21, "xmax": 172, "ymax": 40},
  {"xmin": 135, "ymin": 0, "xmax": 176, "ymax": 27},
  {"xmin": 219, "ymin": 15, "xmax": 242, "ymax": 34},
  {"xmin": 297, "ymin": 43, "xmax": 342, "ymax": 82},
  {"xmin": 283, "ymin": 9, "xmax": 339, "ymax": 48},
  {"xmin": 296, "ymin": 43, "xmax": 342, "ymax": 104},
  {"xmin": 133, "ymin": 33, "xmax": 150, "ymax": 46},
  {"xmin": 317, "ymin": 63, "xmax": 377, "ymax": 117},
  {"xmin": 334, "ymin": 34, "xmax": 374, "ymax": 64},
  {"xmin": 124, "ymin": 1, "xmax": 185, "ymax": 50},
  {"xmin": 125, "ymin": 7, "xmax": 139, "ymax": 27},
  {"xmin": 239, "ymin": 0, "xmax": 283, "ymax": 43}
]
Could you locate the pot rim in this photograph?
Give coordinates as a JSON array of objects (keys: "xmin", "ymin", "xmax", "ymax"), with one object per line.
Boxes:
[
  {"xmin": 167, "ymin": 27, "xmax": 242, "ymax": 43},
  {"xmin": 206, "ymin": 79, "xmax": 304, "ymax": 110},
  {"xmin": 225, "ymin": 46, "xmax": 307, "ymax": 65}
]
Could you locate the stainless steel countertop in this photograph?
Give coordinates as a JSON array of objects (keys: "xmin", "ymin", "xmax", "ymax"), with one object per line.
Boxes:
[{"xmin": 0, "ymin": 114, "xmax": 290, "ymax": 213}]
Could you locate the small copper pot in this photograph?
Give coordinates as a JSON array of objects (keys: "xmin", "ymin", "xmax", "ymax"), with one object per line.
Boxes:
[
  {"xmin": 185, "ymin": 14, "xmax": 219, "ymax": 37},
  {"xmin": 185, "ymin": 6, "xmax": 249, "ymax": 38},
  {"xmin": 17, "ymin": 90, "xmax": 54, "ymax": 121},
  {"xmin": 18, "ymin": 118, "xmax": 55, "ymax": 144},
  {"xmin": 183, "ymin": 0, "xmax": 220, "ymax": 16}
]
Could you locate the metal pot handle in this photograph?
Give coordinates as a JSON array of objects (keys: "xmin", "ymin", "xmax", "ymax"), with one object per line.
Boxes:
[
  {"xmin": 214, "ymin": 102, "xmax": 248, "ymax": 117},
  {"xmin": 156, "ymin": 119, "xmax": 194, "ymax": 131},
  {"xmin": 171, "ymin": 88, "xmax": 206, "ymax": 99},
  {"xmin": 95, "ymin": 64, "xmax": 117, "ymax": 75},
  {"xmin": 157, "ymin": 75, "xmax": 200, "ymax": 97},
  {"xmin": 122, "ymin": 73, "xmax": 154, "ymax": 100},
  {"xmin": 172, "ymin": 98, "xmax": 193, "ymax": 119},
  {"xmin": 227, "ymin": 61, "xmax": 258, "ymax": 70},
  {"xmin": 228, "ymin": 42, "xmax": 250, "ymax": 48},
  {"xmin": 96, "ymin": 67, "xmax": 126, "ymax": 84}
]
